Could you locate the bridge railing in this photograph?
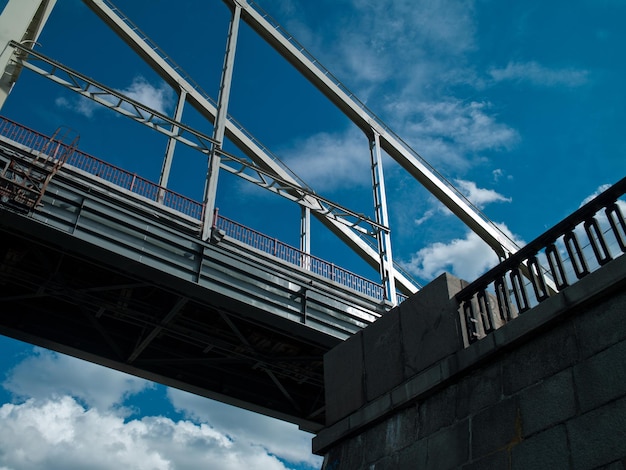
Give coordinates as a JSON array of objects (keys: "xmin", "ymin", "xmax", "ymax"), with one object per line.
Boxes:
[
  {"xmin": 456, "ymin": 178, "xmax": 626, "ymax": 345},
  {"xmin": 0, "ymin": 116, "xmax": 204, "ymax": 220},
  {"xmin": 214, "ymin": 212, "xmax": 394, "ymax": 302}
]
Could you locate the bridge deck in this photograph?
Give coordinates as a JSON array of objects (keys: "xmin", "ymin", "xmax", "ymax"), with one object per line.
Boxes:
[{"xmin": 0, "ymin": 130, "xmax": 386, "ymax": 431}]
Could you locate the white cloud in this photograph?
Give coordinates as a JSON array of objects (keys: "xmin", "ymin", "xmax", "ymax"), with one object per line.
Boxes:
[
  {"xmin": 268, "ymin": 0, "xmax": 477, "ymax": 100},
  {"xmin": 488, "ymin": 61, "xmax": 590, "ymax": 87},
  {"xmin": 492, "ymin": 168, "xmax": 512, "ymax": 183},
  {"xmin": 167, "ymin": 388, "xmax": 322, "ymax": 468},
  {"xmin": 405, "ymin": 100, "xmax": 518, "ymax": 150},
  {"xmin": 406, "ymin": 223, "xmax": 523, "ymax": 281},
  {"xmin": 0, "ymin": 397, "xmax": 293, "ymax": 470},
  {"xmin": 55, "ymin": 76, "xmax": 174, "ymax": 118},
  {"xmin": 282, "ymin": 128, "xmax": 371, "ymax": 191},
  {"xmin": 455, "ymin": 179, "xmax": 511, "ymax": 208},
  {"xmin": 395, "ymin": 99, "xmax": 519, "ymax": 170},
  {"xmin": 342, "ymin": 0, "xmax": 477, "ymax": 76},
  {"xmin": 415, "ymin": 208, "xmax": 437, "ymax": 226},
  {"xmin": 0, "ymin": 348, "xmax": 320, "ymax": 469},
  {"xmin": 55, "ymin": 95, "xmax": 99, "ymax": 118},
  {"xmin": 579, "ymin": 183, "xmax": 612, "ymax": 207},
  {"xmin": 406, "ymin": 230, "xmax": 498, "ymax": 281},
  {"xmin": 119, "ymin": 76, "xmax": 174, "ymax": 115},
  {"xmin": 3, "ymin": 348, "xmax": 153, "ymax": 411}
]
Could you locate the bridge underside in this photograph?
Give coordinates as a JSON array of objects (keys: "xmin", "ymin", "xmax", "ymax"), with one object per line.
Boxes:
[
  {"xmin": 0, "ymin": 211, "xmax": 331, "ymax": 431},
  {"xmin": 0, "ymin": 129, "xmax": 388, "ymax": 432}
]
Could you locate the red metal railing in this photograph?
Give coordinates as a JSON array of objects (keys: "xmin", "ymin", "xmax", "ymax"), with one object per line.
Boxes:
[
  {"xmin": 0, "ymin": 116, "xmax": 204, "ymax": 220},
  {"xmin": 214, "ymin": 212, "xmax": 388, "ymax": 301}
]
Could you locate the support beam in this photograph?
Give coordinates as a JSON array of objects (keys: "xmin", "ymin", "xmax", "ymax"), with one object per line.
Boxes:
[
  {"xmin": 80, "ymin": 0, "xmax": 420, "ymax": 295},
  {"xmin": 158, "ymin": 88, "xmax": 187, "ymax": 202},
  {"xmin": 370, "ymin": 131, "xmax": 396, "ymax": 305},
  {"xmin": 300, "ymin": 206, "xmax": 311, "ymax": 254},
  {"xmin": 0, "ymin": 0, "xmax": 57, "ymax": 108},
  {"xmin": 127, "ymin": 297, "xmax": 189, "ymax": 364},
  {"xmin": 202, "ymin": 4, "xmax": 241, "ymax": 241}
]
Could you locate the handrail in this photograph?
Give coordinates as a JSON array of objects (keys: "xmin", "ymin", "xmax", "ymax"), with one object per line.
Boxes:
[
  {"xmin": 456, "ymin": 178, "xmax": 626, "ymax": 345},
  {"xmin": 214, "ymin": 213, "xmax": 408, "ymax": 304},
  {"xmin": 0, "ymin": 115, "xmax": 204, "ymax": 219},
  {"xmin": 0, "ymin": 115, "xmax": 406, "ymax": 305}
]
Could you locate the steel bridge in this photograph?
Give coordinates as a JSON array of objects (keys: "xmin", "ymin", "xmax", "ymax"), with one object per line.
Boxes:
[
  {"xmin": 0, "ymin": 116, "xmax": 391, "ymax": 431},
  {"xmin": 0, "ymin": 0, "xmax": 531, "ymax": 431}
]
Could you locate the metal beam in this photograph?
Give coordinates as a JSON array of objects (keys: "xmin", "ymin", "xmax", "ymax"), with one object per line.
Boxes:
[
  {"xmin": 8, "ymin": 43, "xmax": 390, "ymax": 247},
  {"xmin": 218, "ymin": 310, "xmax": 302, "ymax": 412},
  {"xmin": 158, "ymin": 88, "xmax": 187, "ymax": 200},
  {"xmin": 370, "ymin": 132, "xmax": 396, "ymax": 304},
  {"xmin": 128, "ymin": 296, "xmax": 189, "ymax": 364},
  {"xmin": 9, "ymin": 42, "xmax": 218, "ymax": 153},
  {"xmin": 203, "ymin": 4, "xmax": 242, "ymax": 240},
  {"xmin": 0, "ymin": 0, "xmax": 57, "ymax": 108}
]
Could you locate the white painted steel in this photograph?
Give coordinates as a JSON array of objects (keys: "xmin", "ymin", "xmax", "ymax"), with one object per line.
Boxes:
[
  {"xmin": 370, "ymin": 132, "xmax": 396, "ymax": 305},
  {"xmin": 0, "ymin": 0, "xmax": 57, "ymax": 107},
  {"xmin": 158, "ymin": 88, "xmax": 187, "ymax": 201},
  {"xmin": 203, "ymin": 5, "xmax": 242, "ymax": 241}
]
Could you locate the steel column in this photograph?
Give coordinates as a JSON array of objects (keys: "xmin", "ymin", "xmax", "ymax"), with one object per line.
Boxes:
[
  {"xmin": 0, "ymin": 0, "xmax": 57, "ymax": 108},
  {"xmin": 370, "ymin": 131, "xmax": 396, "ymax": 304},
  {"xmin": 202, "ymin": 4, "xmax": 241, "ymax": 241},
  {"xmin": 158, "ymin": 88, "xmax": 187, "ymax": 202},
  {"xmin": 300, "ymin": 206, "xmax": 311, "ymax": 254}
]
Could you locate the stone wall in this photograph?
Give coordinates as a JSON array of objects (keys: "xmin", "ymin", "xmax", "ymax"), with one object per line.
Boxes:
[{"xmin": 313, "ymin": 255, "xmax": 626, "ymax": 469}]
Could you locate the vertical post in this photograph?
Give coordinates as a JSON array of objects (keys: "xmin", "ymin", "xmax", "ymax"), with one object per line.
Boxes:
[
  {"xmin": 370, "ymin": 131, "xmax": 396, "ymax": 305},
  {"xmin": 202, "ymin": 3, "xmax": 241, "ymax": 240},
  {"xmin": 0, "ymin": 0, "xmax": 57, "ymax": 109},
  {"xmin": 158, "ymin": 87, "xmax": 187, "ymax": 203},
  {"xmin": 300, "ymin": 206, "xmax": 311, "ymax": 269}
]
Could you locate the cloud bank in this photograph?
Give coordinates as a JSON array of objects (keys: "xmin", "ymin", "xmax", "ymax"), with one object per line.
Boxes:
[{"xmin": 0, "ymin": 348, "xmax": 321, "ymax": 470}]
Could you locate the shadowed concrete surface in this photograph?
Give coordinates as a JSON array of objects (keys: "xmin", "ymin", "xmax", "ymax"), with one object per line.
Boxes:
[{"xmin": 314, "ymin": 254, "xmax": 626, "ymax": 469}]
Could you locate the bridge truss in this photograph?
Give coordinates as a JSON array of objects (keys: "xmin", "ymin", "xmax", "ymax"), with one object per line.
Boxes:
[
  {"xmin": 0, "ymin": 0, "xmax": 522, "ymax": 303},
  {"xmin": 0, "ymin": 0, "xmax": 529, "ymax": 430}
]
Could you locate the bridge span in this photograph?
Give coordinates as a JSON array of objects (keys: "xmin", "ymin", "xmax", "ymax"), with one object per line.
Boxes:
[{"xmin": 0, "ymin": 117, "xmax": 394, "ymax": 432}]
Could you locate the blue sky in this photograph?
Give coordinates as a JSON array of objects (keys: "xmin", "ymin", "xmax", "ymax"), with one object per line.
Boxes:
[{"xmin": 0, "ymin": 0, "xmax": 624, "ymax": 468}]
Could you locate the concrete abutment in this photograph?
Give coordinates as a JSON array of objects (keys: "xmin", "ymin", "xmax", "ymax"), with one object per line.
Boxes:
[{"xmin": 314, "ymin": 255, "xmax": 626, "ymax": 469}]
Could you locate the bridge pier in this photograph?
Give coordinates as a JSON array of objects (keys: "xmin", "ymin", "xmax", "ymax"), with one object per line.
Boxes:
[{"xmin": 313, "ymin": 257, "xmax": 626, "ymax": 469}]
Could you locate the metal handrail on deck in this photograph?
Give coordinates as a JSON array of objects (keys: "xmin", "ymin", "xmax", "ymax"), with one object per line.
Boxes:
[
  {"xmin": 0, "ymin": 116, "xmax": 204, "ymax": 219},
  {"xmin": 214, "ymin": 213, "xmax": 395, "ymax": 302},
  {"xmin": 456, "ymin": 178, "xmax": 626, "ymax": 345}
]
